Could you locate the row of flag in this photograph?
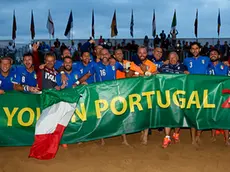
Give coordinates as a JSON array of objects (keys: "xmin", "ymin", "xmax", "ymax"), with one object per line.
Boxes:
[{"xmin": 11, "ymin": 9, "xmax": 222, "ymax": 40}]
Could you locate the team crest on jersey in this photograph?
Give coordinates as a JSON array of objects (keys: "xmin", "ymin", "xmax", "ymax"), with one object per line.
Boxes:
[
  {"xmin": 34, "ymin": 73, "xmax": 37, "ymax": 79},
  {"xmin": 0, "ymin": 80, "xmax": 2, "ymax": 86},
  {"xmin": 112, "ymin": 66, "xmax": 115, "ymax": 71},
  {"xmin": 202, "ymin": 60, "xmax": 205, "ymax": 64},
  {"xmin": 177, "ymin": 66, "xmax": 180, "ymax": 70},
  {"xmin": 220, "ymin": 65, "xmax": 224, "ymax": 70},
  {"xmin": 75, "ymin": 74, "xmax": 78, "ymax": 80}
]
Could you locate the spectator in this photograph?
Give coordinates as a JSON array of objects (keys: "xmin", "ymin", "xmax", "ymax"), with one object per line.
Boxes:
[
  {"xmin": 170, "ymin": 29, "xmax": 178, "ymax": 47},
  {"xmin": 54, "ymin": 38, "xmax": 61, "ymax": 48},
  {"xmin": 144, "ymin": 35, "xmax": 149, "ymax": 47},
  {"xmin": 69, "ymin": 40, "xmax": 77, "ymax": 56},
  {"xmin": 154, "ymin": 35, "xmax": 160, "ymax": 47},
  {"xmin": 160, "ymin": 30, "xmax": 166, "ymax": 44}
]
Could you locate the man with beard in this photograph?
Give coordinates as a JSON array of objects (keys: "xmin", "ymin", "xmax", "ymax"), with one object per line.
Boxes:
[
  {"xmin": 0, "ymin": 57, "xmax": 16, "ymax": 94},
  {"xmin": 13, "ymin": 53, "xmax": 40, "ymax": 93},
  {"xmin": 207, "ymin": 49, "xmax": 230, "ymax": 145},
  {"xmin": 95, "ymin": 48, "xmax": 124, "ymax": 145},
  {"xmin": 74, "ymin": 51, "xmax": 98, "ymax": 84},
  {"xmin": 128, "ymin": 46, "xmax": 157, "ymax": 145},
  {"xmin": 129, "ymin": 46, "xmax": 157, "ymax": 77},
  {"xmin": 96, "ymin": 48, "xmax": 124, "ymax": 82},
  {"xmin": 56, "ymin": 56, "xmax": 90, "ymax": 89},
  {"xmin": 183, "ymin": 42, "xmax": 211, "ymax": 146}
]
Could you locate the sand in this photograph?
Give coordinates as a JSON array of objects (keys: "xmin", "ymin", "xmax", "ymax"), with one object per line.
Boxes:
[{"xmin": 0, "ymin": 129, "xmax": 229, "ymax": 172}]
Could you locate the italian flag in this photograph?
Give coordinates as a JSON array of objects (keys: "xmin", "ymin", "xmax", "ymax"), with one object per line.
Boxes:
[{"xmin": 29, "ymin": 88, "xmax": 81, "ymax": 160}]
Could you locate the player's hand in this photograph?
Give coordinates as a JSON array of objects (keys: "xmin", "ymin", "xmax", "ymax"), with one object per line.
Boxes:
[
  {"xmin": 0, "ymin": 89, "xmax": 5, "ymax": 95},
  {"xmin": 164, "ymin": 60, "xmax": 169, "ymax": 65},
  {"xmin": 140, "ymin": 64, "xmax": 148, "ymax": 73},
  {"xmin": 60, "ymin": 83, "xmax": 66, "ymax": 89},
  {"xmin": 55, "ymin": 86, "xmax": 61, "ymax": 90},
  {"xmin": 184, "ymin": 71, "xmax": 190, "ymax": 74},
  {"xmin": 61, "ymin": 73, "xmax": 68, "ymax": 84},
  {"xmin": 39, "ymin": 64, "xmax": 46, "ymax": 70},
  {"xmin": 81, "ymin": 82, "xmax": 88, "ymax": 85},
  {"xmin": 28, "ymin": 86, "xmax": 40, "ymax": 93},
  {"xmin": 223, "ymin": 61, "xmax": 229, "ymax": 66}
]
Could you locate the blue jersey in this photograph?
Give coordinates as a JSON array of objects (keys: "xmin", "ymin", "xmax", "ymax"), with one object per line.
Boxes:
[
  {"xmin": 12, "ymin": 66, "xmax": 37, "ymax": 87},
  {"xmin": 54, "ymin": 60, "xmax": 63, "ymax": 70},
  {"xmin": 75, "ymin": 61, "xmax": 98, "ymax": 84},
  {"xmin": 183, "ymin": 56, "xmax": 210, "ymax": 74},
  {"xmin": 148, "ymin": 55, "xmax": 164, "ymax": 69},
  {"xmin": 56, "ymin": 70, "xmax": 81, "ymax": 88},
  {"xmin": 207, "ymin": 62, "xmax": 230, "ymax": 76},
  {"xmin": 95, "ymin": 61, "xmax": 124, "ymax": 82},
  {"xmin": 159, "ymin": 63, "xmax": 186, "ymax": 74},
  {"xmin": 0, "ymin": 68, "xmax": 16, "ymax": 91}
]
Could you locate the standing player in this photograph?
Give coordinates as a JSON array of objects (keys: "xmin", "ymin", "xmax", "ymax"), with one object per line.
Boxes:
[
  {"xmin": 183, "ymin": 42, "xmax": 210, "ymax": 145},
  {"xmin": 128, "ymin": 46, "xmax": 157, "ymax": 145},
  {"xmin": 74, "ymin": 51, "xmax": 98, "ymax": 84},
  {"xmin": 56, "ymin": 56, "xmax": 91, "ymax": 89},
  {"xmin": 159, "ymin": 52, "xmax": 187, "ymax": 148},
  {"xmin": 0, "ymin": 57, "xmax": 16, "ymax": 94},
  {"xmin": 13, "ymin": 53, "xmax": 40, "ymax": 93},
  {"xmin": 207, "ymin": 48, "xmax": 230, "ymax": 146},
  {"xmin": 95, "ymin": 48, "xmax": 125, "ymax": 145}
]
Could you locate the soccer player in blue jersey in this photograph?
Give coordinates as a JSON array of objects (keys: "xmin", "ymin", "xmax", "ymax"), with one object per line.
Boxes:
[
  {"xmin": 94, "ymin": 48, "xmax": 124, "ymax": 146},
  {"xmin": 74, "ymin": 51, "xmax": 98, "ymax": 84},
  {"xmin": 56, "ymin": 56, "xmax": 91, "ymax": 89},
  {"xmin": 95, "ymin": 48, "xmax": 124, "ymax": 82},
  {"xmin": 207, "ymin": 49, "xmax": 229, "ymax": 76},
  {"xmin": 207, "ymin": 49, "xmax": 230, "ymax": 145},
  {"xmin": 13, "ymin": 53, "xmax": 40, "ymax": 93},
  {"xmin": 0, "ymin": 57, "xmax": 16, "ymax": 94},
  {"xmin": 183, "ymin": 42, "xmax": 211, "ymax": 146},
  {"xmin": 183, "ymin": 42, "xmax": 210, "ymax": 74}
]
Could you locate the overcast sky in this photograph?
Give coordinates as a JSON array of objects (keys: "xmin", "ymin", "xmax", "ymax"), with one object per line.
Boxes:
[{"xmin": 0, "ymin": 0, "xmax": 230, "ymax": 42}]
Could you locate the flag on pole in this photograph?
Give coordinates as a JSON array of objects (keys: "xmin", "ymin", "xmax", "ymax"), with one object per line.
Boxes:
[
  {"xmin": 152, "ymin": 10, "xmax": 156, "ymax": 37},
  {"xmin": 92, "ymin": 9, "xmax": 95, "ymax": 38},
  {"xmin": 130, "ymin": 9, "xmax": 134, "ymax": 37},
  {"xmin": 217, "ymin": 9, "xmax": 221, "ymax": 36},
  {"xmin": 12, "ymin": 10, "xmax": 17, "ymax": 40},
  {"xmin": 29, "ymin": 89, "xmax": 81, "ymax": 160},
  {"xmin": 171, "ymin": 9, "xmax": 177, "ymax": 31},
  {"xmin": 194, "ymin": 9, "xmax": 198, "ymax": 38},
  {"xmin": 30, "ymin": 10, "xmax": 35, "ymax": 40},
  {"xmin": 111, "ymin": 10, "xmax": 118, "ymax": 37},
  {"xmin": 64, "ymin": 10, "xmax": 73, "ymax": 39},
  {"xmin": 47, "ymin": 10, "xmax": 54, "ymax": 38}
]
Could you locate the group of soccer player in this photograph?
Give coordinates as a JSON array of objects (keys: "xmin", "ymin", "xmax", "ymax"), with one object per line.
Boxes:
[{"xmin": 0, "ymin": 40, "xmax": 229, "ymax": 148}]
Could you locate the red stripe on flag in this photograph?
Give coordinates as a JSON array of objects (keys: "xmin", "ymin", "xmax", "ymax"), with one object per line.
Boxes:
[
  {"xmin": 222, "ymin": 89, "xmax": 230, "ymax": 94},
  {"xmin": 29, "ymin": 124, "xmax": 66, "ymax": 160}
]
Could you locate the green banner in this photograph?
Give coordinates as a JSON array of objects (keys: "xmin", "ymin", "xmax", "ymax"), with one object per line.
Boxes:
[{"xmin": 0, "ymin": 74, "xmax": 229, "ymax": 146}]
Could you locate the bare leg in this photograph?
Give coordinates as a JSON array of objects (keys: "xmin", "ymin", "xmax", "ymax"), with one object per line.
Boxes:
[
  {"xmin": 141, "ymin": 129, "xmax": 148, "ymax": 145},
  {"xmin": 224, "ymin": 130, "xmax": 230, "ymax": 146},
  {"xmin": 191, "ymin": 128, "xmax": 197, "ymax": 145},
  {"xmin": 122, "ymin": 134, "xmax": 129, "ymax": 146},
  {"xmin": 211, "ymin": 129, "xmax": 216, "ymax": 142},
  {"xmin": 175, "ymin": 128, "xmax": 180, "ymax": 134},
  {"xmin": 196, "ymin": 130, "xmax": 202, "ymax": 145},
  {"xmin": 101, "ymin": 138, "xmax": 105, "ymax": 146},
  {"xmin": 165, "ymin": 127, "xmax": 171, "ymax": 136}
]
